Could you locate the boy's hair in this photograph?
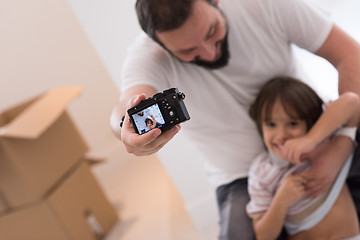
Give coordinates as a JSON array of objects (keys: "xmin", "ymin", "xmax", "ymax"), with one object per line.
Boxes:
[
  {"xmin": 249, "ymin": 76, "xmax": 324, "ymax": 137},
  {"xmin": 145, "ymin": 118, "xmax": 153, "ymax": 125},
  {"xmin": 135, "ymin": 0, "xmax": 217, "ymax": 43}
]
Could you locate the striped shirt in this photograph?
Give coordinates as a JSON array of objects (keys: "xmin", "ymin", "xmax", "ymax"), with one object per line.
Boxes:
[{"xmin": 246, "ymin": 151, "xmax": 320, "ymax": 218}]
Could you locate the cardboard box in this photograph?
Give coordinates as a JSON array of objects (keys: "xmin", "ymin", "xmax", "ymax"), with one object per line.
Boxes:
[
  {"xmin": 0, "ymin": 86, "xmax": 88, "ymax": 209},
  {"xmin": 0, "ymin": 196, "xmax": 6, "ymax": 213},
  {"xmin": 0, "ymin": 160, "xmax": 118, "ymax": 240}
]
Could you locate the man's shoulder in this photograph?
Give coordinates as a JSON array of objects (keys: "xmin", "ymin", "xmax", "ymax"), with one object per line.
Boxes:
[
  {"xmin": 130, "ymin": 33, "xmax": 168, "ymax": 56},
  {"xmin": 124, "ymin": 32, "xmax": 176, "ymax": 70}
]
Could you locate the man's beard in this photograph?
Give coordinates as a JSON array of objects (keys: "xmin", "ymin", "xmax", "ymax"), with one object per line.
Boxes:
[{"xmin": 190, "ymin": 34, "xmax": 230, "ymax": 69}]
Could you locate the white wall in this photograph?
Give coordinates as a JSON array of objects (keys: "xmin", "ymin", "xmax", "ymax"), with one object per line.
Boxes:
[
  {"xmin": 0, "ymin": 0, "xmax": 121, "ymax": 157},
  {"xmin": 65, "ymin": 0, "xmax": 141, "ymax": 91}
]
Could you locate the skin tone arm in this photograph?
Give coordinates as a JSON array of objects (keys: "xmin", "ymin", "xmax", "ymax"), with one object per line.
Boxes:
[
  {"xmin": 299, "ymin": 24, "xmax": 360, "ymax": 196},
  {"xmin": 253, "ymin": 174, "xmax": 307, "ymax": 240},
  {"xmin": 281, "ymin": 91, "xmax": 360, "ymax": 164},
  {"xmin": 110, "ymin": 84, "xmax": 181, "ymax": 156}
]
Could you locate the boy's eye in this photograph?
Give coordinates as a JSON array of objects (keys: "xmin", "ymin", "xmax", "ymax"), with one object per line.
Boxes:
[
  {"xmin": 288, "ymin": 121, "xmax": 298, "ymax": 127},
  {"xmin": 265, "ymin": 122, "xmax": 275, "ymax": 127}
]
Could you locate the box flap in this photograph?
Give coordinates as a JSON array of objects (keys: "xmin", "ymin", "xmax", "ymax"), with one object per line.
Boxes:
[{"xmin": 0, "ymin": 86, "xmax": 83, "ymax": 139}]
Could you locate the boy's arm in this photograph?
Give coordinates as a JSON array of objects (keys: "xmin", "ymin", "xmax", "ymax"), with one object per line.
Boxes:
[
  {"xmin": 252, "ymin": 200, "xmax": 287, "ymax": 240},
  {"xmin": 305, "ymin": 92, "xmax": 360, "ymax": 144},
  {"xmin": 253, "ymin": 175, "xmax": 306, "ymax": 240},
  {"xmin": 282, "ymin": 92, "xmax": 360, "ymax": 164}
]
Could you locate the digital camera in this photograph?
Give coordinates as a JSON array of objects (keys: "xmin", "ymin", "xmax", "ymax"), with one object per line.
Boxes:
[{"xmin": 127, "ymin": 88, "xmax": 190, "ymax": 134}]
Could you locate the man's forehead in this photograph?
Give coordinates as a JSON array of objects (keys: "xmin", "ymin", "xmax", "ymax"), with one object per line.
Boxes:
[{"xmin": 156, "ymin": 1, "xmax": 216, "ymax": 50}]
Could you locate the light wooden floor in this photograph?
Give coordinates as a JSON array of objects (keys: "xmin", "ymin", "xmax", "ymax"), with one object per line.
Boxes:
[{"xmin": 91, "ymin": 144, "xmax": 217, "ymax": 240}]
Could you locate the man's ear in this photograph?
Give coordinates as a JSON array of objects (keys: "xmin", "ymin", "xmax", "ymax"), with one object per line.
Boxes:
[{"xmin": 216, "ymin": 0, "xmax": 220, "ymax": 4}]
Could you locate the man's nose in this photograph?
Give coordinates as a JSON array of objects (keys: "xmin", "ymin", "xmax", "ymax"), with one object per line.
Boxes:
[{"xmin": 199, "ymin": 42, "xmax": 217, "ymax": 61}]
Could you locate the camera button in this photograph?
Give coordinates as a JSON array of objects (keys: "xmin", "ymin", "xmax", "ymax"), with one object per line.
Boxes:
[{"xmin": 153, "ymin": 93, "xmax": 162, "ymax": 99}]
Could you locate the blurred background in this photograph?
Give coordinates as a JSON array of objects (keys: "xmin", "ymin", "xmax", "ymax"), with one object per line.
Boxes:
[{"xmin": 0, "ymin": 0, "xmax": 359, "ymax": 239}]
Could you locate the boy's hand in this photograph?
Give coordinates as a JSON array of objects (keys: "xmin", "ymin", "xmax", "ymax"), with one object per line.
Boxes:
[
  {"xmin": 276, "ymin": 174, "xmax": 307, "ymax": 206},
  {"xmin": 281, "ymin": 136, "xmax": 317, "ymax": 165}
]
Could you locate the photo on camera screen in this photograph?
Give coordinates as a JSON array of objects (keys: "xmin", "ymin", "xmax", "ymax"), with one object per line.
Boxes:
[{"xmin": 131, "ymin": 103, "xmax": 165, "ymax": 134}]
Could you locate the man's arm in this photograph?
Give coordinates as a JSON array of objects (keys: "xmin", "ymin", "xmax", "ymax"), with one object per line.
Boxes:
[
  {"xmin": 110, "ymin": 84, "xmax": 157, "ymax": 140},
  {"xmin": 315, "ymin": 25, "xmax": 360, "ymax": 101},
  {"xmin": 110, "ymin": 84, "xmax": 181, "ymax": 156},
  {"xmin": 304, "ymin": 24, "xmax": 360, "ymax": 196}
]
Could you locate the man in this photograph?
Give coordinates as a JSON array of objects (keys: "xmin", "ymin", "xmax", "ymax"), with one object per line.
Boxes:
[{"xmin": 110, "ymin": 0, "xmax": 360, "ymax": 239}]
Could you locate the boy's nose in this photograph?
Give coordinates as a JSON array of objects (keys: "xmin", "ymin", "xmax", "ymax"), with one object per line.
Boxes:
[{"xmin": 275, "ymin": 128, "xmax": 289, "ymax": 143}]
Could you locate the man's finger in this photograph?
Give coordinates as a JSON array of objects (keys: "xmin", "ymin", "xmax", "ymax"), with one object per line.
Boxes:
[
  {"xmin": 123, "ymin": 93, "xmax": 148, "ymax": 131},
  {"xmin": 305, "ymin": 178, "xmax": 329, "ymax": 197},
  {"xmin": 299, "ymin": 169, "xmax": 312, "ymax": 181},
  {"xmin": 125, "ymin": 128, "xmax": 161, "ymax": 149},
  {"xmin": 126, "ymin": 93, "xmax": 147, "ymax": 109},
  {"xmin": 307, "ymin": 184, "xmax": 328, "ymax": 197},
  {"xmin": 144, "ymin": 125, "xmax": 181, "ymax": 149}
]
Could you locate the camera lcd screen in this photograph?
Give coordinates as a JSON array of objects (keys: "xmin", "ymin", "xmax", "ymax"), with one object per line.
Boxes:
[{"xmin": 130, "ymin": 103, "xmax": 165, "ymax": 134}]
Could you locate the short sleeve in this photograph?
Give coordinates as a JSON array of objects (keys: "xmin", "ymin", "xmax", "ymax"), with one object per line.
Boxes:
[
  {"xmin": 121, "ymin": 33, "xmax": 173, "ymax": 92},
  {"xmin": 246, "ymin": 174, "xmax": 273, "ymax": 219},
  {"xmin": 271, "ymin": 0, "xmax": 333, "ymax": 52},
  {"xmin": 246, "ymin": 153, "xmax": 275, "ymax": 218}
]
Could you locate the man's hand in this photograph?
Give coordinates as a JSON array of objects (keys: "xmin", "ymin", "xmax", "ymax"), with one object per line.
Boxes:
[
  {"xmin": 300, "ymin": 135, "xmax": 353, "ymax": 197},
  {"xmin": 120, "ymin": 93, "xmax": 180, "ymax": 156}
]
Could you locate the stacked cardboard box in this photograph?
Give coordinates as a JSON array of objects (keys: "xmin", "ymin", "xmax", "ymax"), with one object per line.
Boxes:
[{"xmin": 0, "ymin": 86, "xmax": 118, "ymax": 239}]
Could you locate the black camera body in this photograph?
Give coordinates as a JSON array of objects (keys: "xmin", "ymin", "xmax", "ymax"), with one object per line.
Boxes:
[{"xmin": 127, "ymin": 88, "xmax": 190, "ymax": 135}]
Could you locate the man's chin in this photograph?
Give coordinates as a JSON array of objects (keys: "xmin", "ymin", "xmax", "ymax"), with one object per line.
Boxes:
[
  {"xmin": 190, "ymin": 35, "xmax": 230, "ymax": 69},
  {"xmin": 190, "ymin": 56, "xmax": 229, "ymax": 69}
]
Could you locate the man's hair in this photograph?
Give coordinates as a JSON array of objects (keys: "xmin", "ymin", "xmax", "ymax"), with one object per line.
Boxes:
[
  {"xmin": 136, "ymin": 0, "xmax": 217, "ymax": 43},
  {"xmin": 249, "ymin": 76, "xmax": 324, "ymax": 137}
]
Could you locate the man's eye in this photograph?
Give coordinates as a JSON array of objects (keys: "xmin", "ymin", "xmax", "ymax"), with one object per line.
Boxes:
[
  {"xmin": 206, "ymin": 24, "xmax": 216, "ymax": 39},
  {"xmin": 209, "ymin": 28, "xmax": 216, "ymax": 38}
]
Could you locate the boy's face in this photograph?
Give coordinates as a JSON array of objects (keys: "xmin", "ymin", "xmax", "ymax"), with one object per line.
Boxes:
[
  {"xmin": 146, "ymin": 121, "xmax": 152, "ymax": 127},
  {"xmin": 156, "ymin": 0, "xmax": 228, "ymax": 68},
  {"xmin": 262, "ymin": 99, "xmax": 307, "ymax": 159}
]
